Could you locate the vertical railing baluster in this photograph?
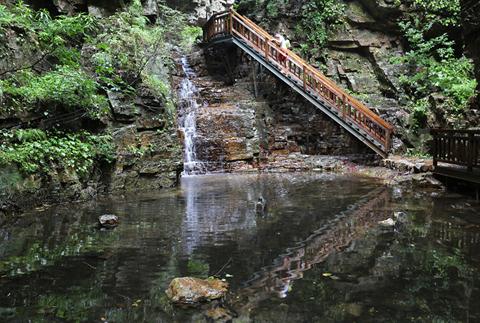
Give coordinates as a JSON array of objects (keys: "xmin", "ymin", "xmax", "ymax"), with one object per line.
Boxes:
[{"xmin": 468, "ymin": 132, "xmax": 474, "ymax": 172}]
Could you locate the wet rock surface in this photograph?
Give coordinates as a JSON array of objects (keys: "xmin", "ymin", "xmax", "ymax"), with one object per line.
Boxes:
[
  {"xmin": 98, "ymin": 214, "xmax": 118, "ymax": 228},
  {"xmin": 165, "ymin": 277, "xmax": 229, "ymax": 305},
  {"xmin": 382, "ymin": 156, "xmax": 433, "ymax": 173},
  {"xmin": 177, "ymin": 46, "xmax": 372, "ymax": 173}
]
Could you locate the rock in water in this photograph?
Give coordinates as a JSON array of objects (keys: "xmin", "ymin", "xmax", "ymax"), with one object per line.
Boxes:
[
  {"xmin": 165, "ymin": 277, "xmax": 228, "ymax": 305},
  {"xmin": 378, "ymin": 218, "xmax": 395, "ymax": 227},
  {"xmin": 205, "ymin": 306, "xmax": 233, "ymax": 322},
  {"xmin": 98, "ymin": 214, "xmax": 119, "ymax": 228}
]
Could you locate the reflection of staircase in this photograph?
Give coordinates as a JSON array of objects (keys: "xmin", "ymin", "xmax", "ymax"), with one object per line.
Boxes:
[
  {"xmin": 233, "ymin": 186, "xmax": 391, "ymax": 311},
  {"xmin": 203, "ymin": 10, "xmax": 394, "ymax": 157}
]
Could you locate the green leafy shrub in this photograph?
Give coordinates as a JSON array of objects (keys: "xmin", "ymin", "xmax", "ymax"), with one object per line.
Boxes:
[
  {"xmin": 14, "ymin": 129, "xmax": 47, "ymax": 143},
  {"xmin": 180, "ymin": 25, "xmax": 203, "ymax": 50},
  {"xmin": 296, "ymin": 0, "xmax": 345, "ymax": 57},
  {"xmin": 265, "ymin": 0, "xmax": 285, "ymax": 18},
  {"xmin": 0, "ymin": 1, "xmax": 36, "ymax": 31},
  {"xmin": 87, "ymin": 0, "xmax": 177, "ymax": 91},
  {"xmin": 410, "ymin": 0, "xmax": 460, "ymax": 27},
  {"xmin": 0, "ymin": 2, "xmax": 96, "ymax": 60},
  {"xmin": 395, "ymin": 0, "xmax": 476, "ymax": 133},
  {"xmin": 0, "ymin": 131, "xmax": 115, "ymax": 176},
  {"xmin": 394, "ymin": 14, "xmax": 477, "ymax": 110},
  {"xmin": 1, "ymin": 66, "xmax": 109, "ymax": 116},
  {"xmin": 0, "ymin": 2, "xmax": 106, "ymax": 117}
]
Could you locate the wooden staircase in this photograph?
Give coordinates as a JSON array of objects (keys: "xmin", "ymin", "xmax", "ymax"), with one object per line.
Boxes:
[{"xmin": 203, "ymin": 10, "xmax": 394, "ymax": 157}]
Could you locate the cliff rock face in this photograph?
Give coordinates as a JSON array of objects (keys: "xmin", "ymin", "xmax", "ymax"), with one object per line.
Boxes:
[
  {"xmin": 326, "ymin": 1, "xmax": 406, "ymax": 118},
  {"xmin": 176, "ymin": 45, "xmax": 370, "ymax": 173},
  {"xmin": 461, "ymin": 0, "xmax": 480, "ymax": 112},
  {"xmin": 0, "ymin": 1, "xmax": 183, "ymax": 215},
  {"xmin": 265, "ymin": 0, "xmax": 406, "ymax": 128},
  {"xmin": 164, "ymin": 0, "xmax": 234, "ymax": 22},
  {"xmin": 40, "ymin": 0, "xmax": 235, "ymax": 21}
]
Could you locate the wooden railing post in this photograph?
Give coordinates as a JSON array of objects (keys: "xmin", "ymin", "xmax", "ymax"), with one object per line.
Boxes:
[
  {"xmin": 265, "ymin": 39, "xmax": 269, "ymax": 61},
  {"xmin": 385, "ymin": 129, "xmax": 391, "ymax": 154},
  {"xmin": 228, "ymin": 10, "xmax": 232, "ymax": 34},
  {"xmin": 432, "ymin": 130, "xmax": 438, "ymax": 167},
  {"xmin": 302, "ymin": 64, "xmax": 306, "ymax": 90},
  {"xmin": 468, "ymin": 132, "xmax": 474, "ymax": 172}
]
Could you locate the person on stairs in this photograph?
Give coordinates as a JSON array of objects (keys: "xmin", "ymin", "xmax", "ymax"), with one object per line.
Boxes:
[{"xmin": 274, "ymin": 33, "xmax": 288, "ymax": 67}]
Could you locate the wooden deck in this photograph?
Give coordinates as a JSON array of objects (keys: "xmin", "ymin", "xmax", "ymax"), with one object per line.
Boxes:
[{"xmin": 432, "ymin": 129, "xmax": 480, "ymax": 196}]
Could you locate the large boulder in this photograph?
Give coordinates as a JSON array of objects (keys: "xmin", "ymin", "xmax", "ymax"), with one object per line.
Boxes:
[{"xmin": 165, "ymin": 277, "xmax": 228, "ymax": 305}]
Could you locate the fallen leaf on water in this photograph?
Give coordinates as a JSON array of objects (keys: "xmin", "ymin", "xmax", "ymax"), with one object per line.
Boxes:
[{"xmin": 322, "ymin": 272, "xmax": 332, "ymax": 277}]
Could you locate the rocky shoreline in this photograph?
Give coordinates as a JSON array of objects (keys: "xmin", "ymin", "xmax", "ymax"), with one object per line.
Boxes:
[{"xmin": 0, "ymin": 154, "xmax": 443, "ymax": 226}]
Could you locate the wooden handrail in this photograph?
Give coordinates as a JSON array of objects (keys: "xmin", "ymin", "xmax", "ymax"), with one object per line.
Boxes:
[{"xmin": 203, "ymin": 9, "xmax": 395, "ymax": 153}]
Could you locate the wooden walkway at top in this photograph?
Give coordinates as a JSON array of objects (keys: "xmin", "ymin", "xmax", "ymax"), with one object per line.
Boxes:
[{"xmin": 203, "ymin": 9, "xmax": 394, "ymax": 157}]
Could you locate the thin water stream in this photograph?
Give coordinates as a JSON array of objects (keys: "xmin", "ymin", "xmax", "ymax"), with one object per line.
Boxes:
[
  {"xmin": 179, "ymin": 56, "xmax": 205, "ymax": 176},
  {"xmin": 1, "ymin": 173, "xmax": 480, "ymax": 322}
]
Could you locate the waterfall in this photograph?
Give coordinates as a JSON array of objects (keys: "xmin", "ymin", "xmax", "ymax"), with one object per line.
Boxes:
[{"xmin": 179, "ymin": 56, "xmax": 205, "ymax": 176}]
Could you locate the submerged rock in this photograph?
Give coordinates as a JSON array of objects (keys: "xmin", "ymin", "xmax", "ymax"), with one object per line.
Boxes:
[
  {"xmin": 98, "ymin": 214, "xmax": 119, "ymax": 228},
  {"xmin": 205, "ymin": 306, "xmax": 234, "ymax": 322},
  {"xmin": 378, "ymin": 218, "xmax": 395, "ymax": 227},
  {"xmin": 255, "ymin": 196, "xmax": 267, "ymax": 216},
  {"xmin": 165, "ymin": 277, "xmax": 228, "ymax": 305}
]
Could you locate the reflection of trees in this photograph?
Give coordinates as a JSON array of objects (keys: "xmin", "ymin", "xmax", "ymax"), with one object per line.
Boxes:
[
  {"xmin": 234, "ymin": 186, "xmax": 391, "ymax": 311},
  {"xmin": 0, "ymin": 193, "xmax": 185, "ymax": 321},
  {"xmin": 0, "ymin": 210, "xmax": 119, "ymax": 277},
  {"xmin": 432, "ymin": 220, "xmax": 480, "ymax": 252}
]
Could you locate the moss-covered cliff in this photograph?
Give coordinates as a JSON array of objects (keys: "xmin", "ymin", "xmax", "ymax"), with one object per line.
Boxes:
[{"xmin": 0, "ymin": 0, "xmax": 203, "ymax": 215}]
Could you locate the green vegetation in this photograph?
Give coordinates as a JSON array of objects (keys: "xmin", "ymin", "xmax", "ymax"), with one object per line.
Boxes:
[
  {"xmin": 395, "ymin": 19, "xmax": 476, "ymax": 116},
  {"xmin": 0, "ymin": 2, "xmax": 102, "ymax": 115},
  {"xmin": 265, "ymin": 0, "xmax": 287, "ymax": 18},
  {"xmin": 0, "ymin": 0, "xmax": 195, "ymax": 199},
  {"xmin": 1, "ymin": 67, "xmax": 108, "ymax": 117},
  {"xmin": 295, "ymin": 0, "xmax": 345, "ymax": 58},
  {"xmin": 235, "ymin": 0, "xmax": 345, "ymax": 59},
  {"xmin": 180, "ymin": 25, "xmax": 203, "ymax": 51},
  {"xmin": 391, "ymin": 0, "xmax": 477, "ymax": 152},
  {"xmin": 0, "ymin": 129, "xmax": 115, "ymax": 176}
]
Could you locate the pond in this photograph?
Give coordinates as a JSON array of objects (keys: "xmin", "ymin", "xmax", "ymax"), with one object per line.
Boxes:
[{"xmin": 0, "ymin": 173, "xmax": 480, "ymax": 322}]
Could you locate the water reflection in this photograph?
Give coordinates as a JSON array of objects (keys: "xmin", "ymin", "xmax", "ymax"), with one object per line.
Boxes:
[
  {"xmin": 0, "ymin": 174, "xmax": 479, "ymax": 322},
  {"xmin": 180, "ymin": 176, "xmax": 258, "ymax": 255},
  {"xmin": 237, "ymin": 187, "xmax": 390, "ymax": 306}
]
